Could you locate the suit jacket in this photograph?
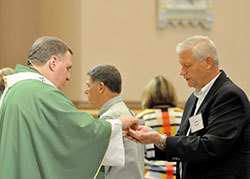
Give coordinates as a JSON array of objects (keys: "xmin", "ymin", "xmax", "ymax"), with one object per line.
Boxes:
[
  {"xmin": 155, "ymin": 70, "xmax": 250, "ymax": 179},
  {"xmin": 98, "ymin": 96, "xmax": 145, "ymax": 179}
]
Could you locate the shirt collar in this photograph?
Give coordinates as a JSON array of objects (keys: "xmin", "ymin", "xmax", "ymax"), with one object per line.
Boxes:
[
  {"xmin": 194, "ymin": 73, "xmax": 220, "ymax": 99},
  {"xmin": 98, "ymin": 96, "xmax": 122, "ymax": 117}
]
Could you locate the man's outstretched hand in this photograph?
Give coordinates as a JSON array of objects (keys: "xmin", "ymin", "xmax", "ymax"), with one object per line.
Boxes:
[{"xmin": 124, "ymin": 125, "xmax": 161, "ymax": 145}]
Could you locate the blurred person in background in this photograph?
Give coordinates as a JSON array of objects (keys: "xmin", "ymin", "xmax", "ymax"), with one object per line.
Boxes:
[
  {"xmin": 0, "ymin": 67, "xmax": 14, "ymax": 98},
  {"xmin": 136, "ymin": 75, "xmax": 183, "ymax": 179}
]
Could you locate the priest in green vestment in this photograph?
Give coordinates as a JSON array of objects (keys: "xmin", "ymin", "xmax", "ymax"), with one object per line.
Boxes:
[{"xmin": 0, "ymin": 36, "xmax": 139, "ymax": 179}]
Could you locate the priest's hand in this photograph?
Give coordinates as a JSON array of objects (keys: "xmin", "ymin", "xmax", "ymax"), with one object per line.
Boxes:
[
  {"xmin": 118, "ymin": 114, "xmax": 139, "ymax": 131},
  {"xmin": 124, "ymin": 125, "xmax": 161, "ymax": 145}
]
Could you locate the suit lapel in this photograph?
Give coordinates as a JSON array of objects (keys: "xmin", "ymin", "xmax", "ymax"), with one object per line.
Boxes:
[
  {"xmin": 196, "ymin": 71, "xmax": 227, "ymax": 115},
  {"xmin": 180, "ymin": 95, "xmax": 198, "ymax": 135}
]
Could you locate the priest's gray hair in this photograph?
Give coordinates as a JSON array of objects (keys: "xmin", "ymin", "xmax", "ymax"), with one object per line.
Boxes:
[
  {"xmin": 87, "ymin": 64, "xmax": 122, "ymax": 94},
  {"xmin": 176, "ymin": 35, "xmax": 219, "ymax": 68},
  {"xmin": 27, "ymin": 36, "xmax": 73, "ymax": 66}
]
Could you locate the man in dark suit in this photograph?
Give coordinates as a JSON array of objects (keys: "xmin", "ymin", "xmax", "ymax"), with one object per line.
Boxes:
[{"xmin": 126, "ymin": 35, "xmax": 250, "ymax": 179}]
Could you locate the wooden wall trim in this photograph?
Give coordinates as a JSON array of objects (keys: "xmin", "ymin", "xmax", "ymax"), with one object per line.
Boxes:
[
  {"xmin": 73, "ymin": 100, "xmax": 142, "ymax": 110},
  {"xmin": 73, "ymin": 100, "xmax": 185, "ymax": 110}
]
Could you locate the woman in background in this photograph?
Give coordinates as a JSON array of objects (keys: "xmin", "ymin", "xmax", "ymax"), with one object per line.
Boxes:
[
  {"xmin": 0, "ymin": 67, "xmax": 14, "ymax": 98},
  {"xmin": 137, "ymin": 75, "xmax": 183, "ymax": 179}
]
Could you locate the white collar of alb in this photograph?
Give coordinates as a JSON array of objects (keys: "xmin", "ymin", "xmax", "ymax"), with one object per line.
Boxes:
[
  {"xmin": 4, "ymin": 72, "xmax": 55, "ymax": 88},
  {"xmin": 0, "ymin": 72, "xmax": 55, "ymax": 107}
]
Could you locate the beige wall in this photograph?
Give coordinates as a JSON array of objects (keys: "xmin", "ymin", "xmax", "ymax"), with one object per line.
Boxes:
[
  {"xmin": 39, "ymin": 0, "xmax": 83, "ymax": 98},
  {"xmin": 0, "ymin": 0, "xmax": 41, "ymax": 68},
  {"xmin": 1, "ymin": 0, "xmax": 250, "ymax": 106},
  {"xmin": 80, "ymin": 0, "xmax": 250, "ymax": 104}
]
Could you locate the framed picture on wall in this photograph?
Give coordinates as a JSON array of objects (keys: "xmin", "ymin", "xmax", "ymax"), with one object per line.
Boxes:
[{"xmin": 158, "ymin": 0, "xmax": 213, "ymax": 29}]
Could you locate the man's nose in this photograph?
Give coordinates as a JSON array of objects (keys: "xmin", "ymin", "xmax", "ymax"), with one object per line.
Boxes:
[
  {"xmin": 66, "ymin": 73, "xmax": 71, "ymax": 81},
  {"xmin": 179, "ymin": 67, "xmax": 186, "ymax": 76},
  {"xmin": 84, "ymin": 89, "xmax": 88, "ymax": 94}
]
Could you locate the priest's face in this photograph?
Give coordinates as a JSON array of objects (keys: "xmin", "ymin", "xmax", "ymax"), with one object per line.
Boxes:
[
  {"xmin": 84, "ymin": 76, "xmax": 101, "ymax": 108},
  {"xmin": 53, "ymin": 51, "xmax": 72, "ymax": 90}
]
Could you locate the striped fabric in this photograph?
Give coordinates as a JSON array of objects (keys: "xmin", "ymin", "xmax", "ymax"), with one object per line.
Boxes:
[{"xmin": 137, "ymin": 107, "xmax": 183, "ymax": 179}]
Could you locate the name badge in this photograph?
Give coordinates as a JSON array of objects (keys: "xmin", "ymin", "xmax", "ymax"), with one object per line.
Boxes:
[{"xmin": 189, "ymin": 113, "xmax": 204, "ymax": 133}]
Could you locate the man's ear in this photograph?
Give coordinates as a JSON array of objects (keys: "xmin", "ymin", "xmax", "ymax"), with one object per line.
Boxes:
[
  {"xmin": 205, "ymin": 56, "xmax": 214, "ymax": 69},
  {"xmin": 48, "ymin": 55, "xmax": 59, "ymax": 71},
  {"xmin": 99, "ymin": 82, "xmax": 106, "ymax": 94}
]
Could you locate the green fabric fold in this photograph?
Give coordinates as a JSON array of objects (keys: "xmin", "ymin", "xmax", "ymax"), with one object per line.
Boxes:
[{"xmin": 0, "ymin": 64, "xmax": 112, "ymax": 179}]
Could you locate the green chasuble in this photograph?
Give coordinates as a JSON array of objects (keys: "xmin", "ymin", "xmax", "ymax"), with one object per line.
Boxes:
[{"xmin": 0, "ymin": 64, "xmax": 112, "ymax": 179}]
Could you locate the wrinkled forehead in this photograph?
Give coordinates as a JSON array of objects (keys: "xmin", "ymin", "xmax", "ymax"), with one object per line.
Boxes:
[
  {"xmin": 179, "ymin": 49, "xmax": 194, "ymax": 61},
  {"xmin": 86, "ymin": 75, "xmax": 96, "ymax": 85},
  {"xmin": 61, "ymin": 51, "xmax": 73, "ymax": 64}
]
